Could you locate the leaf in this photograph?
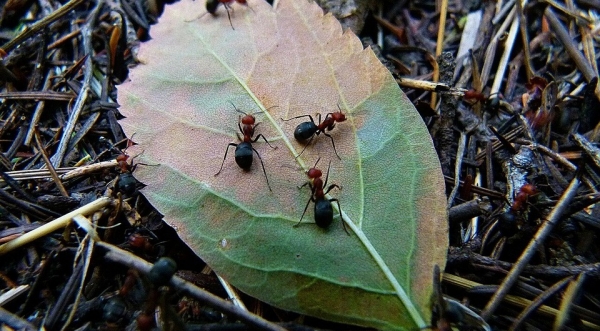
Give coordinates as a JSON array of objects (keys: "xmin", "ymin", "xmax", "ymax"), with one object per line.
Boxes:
[{"xmin": 118, "ymin": 0, "xmax": 448, "ymax": 329}]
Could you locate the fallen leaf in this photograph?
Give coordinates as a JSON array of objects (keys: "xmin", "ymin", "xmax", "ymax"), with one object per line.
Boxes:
[{"xmin": 118, "ymin": 0, "xmax": 448, "ymax": 329}]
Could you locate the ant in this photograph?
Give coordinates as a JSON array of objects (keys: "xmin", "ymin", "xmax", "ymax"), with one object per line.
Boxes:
[
  {"xmin": 511, "ymin": 183, "xmax": 537, "ymax": 212},
  {"xmin": 463, "ymin": 89, "xmax": 487, "ymax": 103},
  {"xmin": 295, "ymin": 158, "xmax": 348, "ymax": 234},
  {"xmin": 281, "ymin": 105, "xmax": 347, "ymax": 159},
  {"xmin": 114, "ymin": 152, "xmax": 147, "ymax": 196},
  {"xmin": 203, "ymin": 0, "xmax": 251, "ymax": 30},
  {"xmin": 215, "ymin": 103, "xmax": 276, "ymax": 191}
]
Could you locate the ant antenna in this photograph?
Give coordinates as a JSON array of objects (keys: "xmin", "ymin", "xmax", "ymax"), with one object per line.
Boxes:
[
  {"xmin": 229, "ymin": 101, "xmax": 279, "ymax": 116},
  {"xmin": 312, "ymin": 157, "xmax": 321, "ymax": 169},
  {"xmin": 324, "ymin": 159, "xmax": 332, "ymax": 183},
  {"xmin": 185, "ymin": 12, "xmax": 209, "ymax": 23}
]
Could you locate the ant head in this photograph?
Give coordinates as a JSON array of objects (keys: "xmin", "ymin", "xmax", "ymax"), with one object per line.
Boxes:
[
  {"xmin": 230, "ymin": 101, "xmax": 269, "ymax": 125},
  {"xmin": 306, "ymin": 157, "xmax": 322, "ymax": 178},
  {"xmin": 116, "ymin": 154, "xmax": 129, "ymax": 162},
  {"xmin": 520, "ymin": 183, "xmax": 537, "ymax": 195},
  {"xmin": 334, "ymin": 105, "xmax": 347, "ymax": 122},
  {"xmin": 464, "ymin": 89, "xmax": 485, "ymax": 101},
  {"xmin": 235, "ymin": 0, "xmax": 248, "ymax": 4},
  {"xmin": 331, "ymin": 112, "xmax": 346, "ymax": 122},
  {"xmin": 307, "ymin": 168, "xmax": 322, "ymax": 179},
  {"xmin": 240, "ymin": 114, "xmax": 256, "ymax": 125}
]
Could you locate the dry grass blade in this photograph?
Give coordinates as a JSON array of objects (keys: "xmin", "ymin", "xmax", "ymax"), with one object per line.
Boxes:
[
  {"xmin": 544, "ymin": 8, "xmax": 596, "ymax": 84},
  {"xmin": 553, "ymin": 272, "xmax": 587, "ymax": 330},
  {"xmin": 0, "ymin": 198, "xmax": 112, "ymax": 255},
  {"xmin": 443, "ymin": 273, "xmax": 600, "ymax": 328},
  {"xmin": 510, "ymin": 276, "xmax": 573, "ymax": 330}
]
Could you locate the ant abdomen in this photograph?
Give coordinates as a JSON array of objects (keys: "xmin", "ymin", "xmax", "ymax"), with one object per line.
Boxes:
[
  {"xmin": 234, "ymin": 142, "xmax": 254, "ymax": 169},
  {"xmin": 314, "ymin": 199, "xmax": 334, "ymax": 228},
  {"xmin": 294, "ymin": 122, "xmax": 318, "ymax": 141},
  {"xmin": 206, "ymin": 0, "xmax": 220, "ymax": 14}
]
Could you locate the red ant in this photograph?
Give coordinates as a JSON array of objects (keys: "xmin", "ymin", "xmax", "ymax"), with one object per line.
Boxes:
[
  {"xmin": 511, "ymin": 183, "xmax": 537, "ymax": 212},
  {"xmin": 116, "ymin": 153, "xmax": 131, "ymax": 173},
  {"xmin": 281, "ymin": 105, "xmax": 347, "ymax": 159},
  {"xmin": 114, "ymin": 151, "xmax": 148, "ymax": 195},
  {"xmin": 215, "ymin": 103, "xmax": 276, "ymax": 191},
  {"xmin": 463, "ymin": 89, "xmax": 487, "ymax": 103},
  {"xmin": 295, "ymin": 158, "xmax": 348, "ymax": 234},
  {"xmin": 204, "ymin": 0, "xmax": 251, "ymax": 30}
]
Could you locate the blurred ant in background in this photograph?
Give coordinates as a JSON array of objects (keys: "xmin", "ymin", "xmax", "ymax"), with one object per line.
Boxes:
[{"xmin": 201, "ymin": 0, "xmax": 253, "ymax": 30}]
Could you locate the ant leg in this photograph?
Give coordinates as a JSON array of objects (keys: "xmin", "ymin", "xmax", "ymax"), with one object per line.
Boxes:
[
  {"xmin": 214, "ymin": 143, "xmax": 238, "ymax": 176},
  {"xmin": 280, "ymin": 114, "xmax": 315, "ymax": 123},
  {"xmin": 230, "ymin": 101, "xmax": 243, "ymax": 114},
  {"xmin": 224, "ymin": 4, "xmax": 235, "ymax": 30},
  {"xmin": 324, "ymin": 184, "xmax": 341, "ymax": 195},
  {"xmin": 294, "ymin": 195, "xmax": 314, "ymax": 227},
  {"xmin": 294, "ymin": 135, "xmax": 313, "ymax": 159},
  {"xmin": 252, "ymin": 133, "xmax": 277, "ymax": 149},
  {"xmin": 323, "ymin": 160, "xmax": 332, "ymax": 187},
  {"xmin": 242, "ymin": 2, "xmax": 256, "ymax": 14},
  {"xmin": 329, "ymin": 199, "xmax": 349, "ymax": 235},
  {"xmin": 251, "ymin": 146, "xmax": 272, "ymax": 191},
  {"xmin": 322, "ymin": 132, "xmax": 341, "ymax": 160},
  {"xmin": 184, "ymin": 11, "xmax": 209, "ymax": 22},
  {"xmin": 297, "ymin": 182, "xmax": 315, "ymax": 192}
]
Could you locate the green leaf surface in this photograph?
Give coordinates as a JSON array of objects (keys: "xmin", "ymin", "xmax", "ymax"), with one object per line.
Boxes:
[{"xmin": 118, "ymin": 0, "xmax": 448, "ymax": 329}]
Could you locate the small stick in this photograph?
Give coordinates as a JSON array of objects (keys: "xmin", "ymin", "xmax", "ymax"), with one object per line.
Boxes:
[
  {"xmin": 447, "ymin": 132, "xmax": 467, "ymax": 208},
  {"xmin": 0, "ymin": 197, "xmax": 112, "ymax": 255},
  {"xmin": 50, "ymin": 7, "xmax": 97, "ymax": 167},
  {"xmin": 0, "ymin": 307, "xmax": 36, "ymax": 331},
  {"xmin": 490, "ymin": 11, "xmax": 520, "ymax": 97},
  {"xmin": 544, "ymin": 8, "xmax": 596, "ymax": 83},
  {"xmin": 516, "ymin": 0, "xmax": 533, "ymax": 81},
  {"xmin": 430, "ymin": 0, "xmax": 449, "ymax": 108},
  {"xmin": 34, "ymin": 127, "xmax": 69, "ymax": 197},
  {"xmin": 0, "ymin": 0, "xmax": 86, "ymax": 53},
  {"xmin": 510, "ymin": 276, "xmax": 573, "ymax": 330}
]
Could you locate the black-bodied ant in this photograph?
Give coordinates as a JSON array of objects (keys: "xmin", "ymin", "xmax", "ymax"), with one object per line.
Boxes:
[
  {"xmin": 114, "ymin": 150, "xmax": 155, "ymax": 196},
  {"xmin": 203, "ymin": 0, "xmax": 251, "ymax": 30},
  {"xmin": 114, "ymin": 153, "xmax": 139, "ymax": 196},
  {"xmin": 295, "ymin": 158, "xmax": 348, "ymax": 234},
  {"xmin": 215, "ymin": 103, "xmax": 276, "ymax": 191},
  {"xmin": 281, "ymin": 105, "xmax": 347, "ymax": 159}
]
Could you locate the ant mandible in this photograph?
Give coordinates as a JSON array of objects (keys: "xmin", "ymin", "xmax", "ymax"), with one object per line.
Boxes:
[
  {"xmin": 215, "ymin": 103, "xmax": 276, "ymax": 191},
  {"xmin": 281, "ymin": 105, "xmax": 347, "ymax": 159},
  {"xmin": 295, "ymin": 158, "xmax": 348, "ymax": 234},
  {"xmin": 204, "ymin": 0, "xmax": 251, "ymax": 30}
]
